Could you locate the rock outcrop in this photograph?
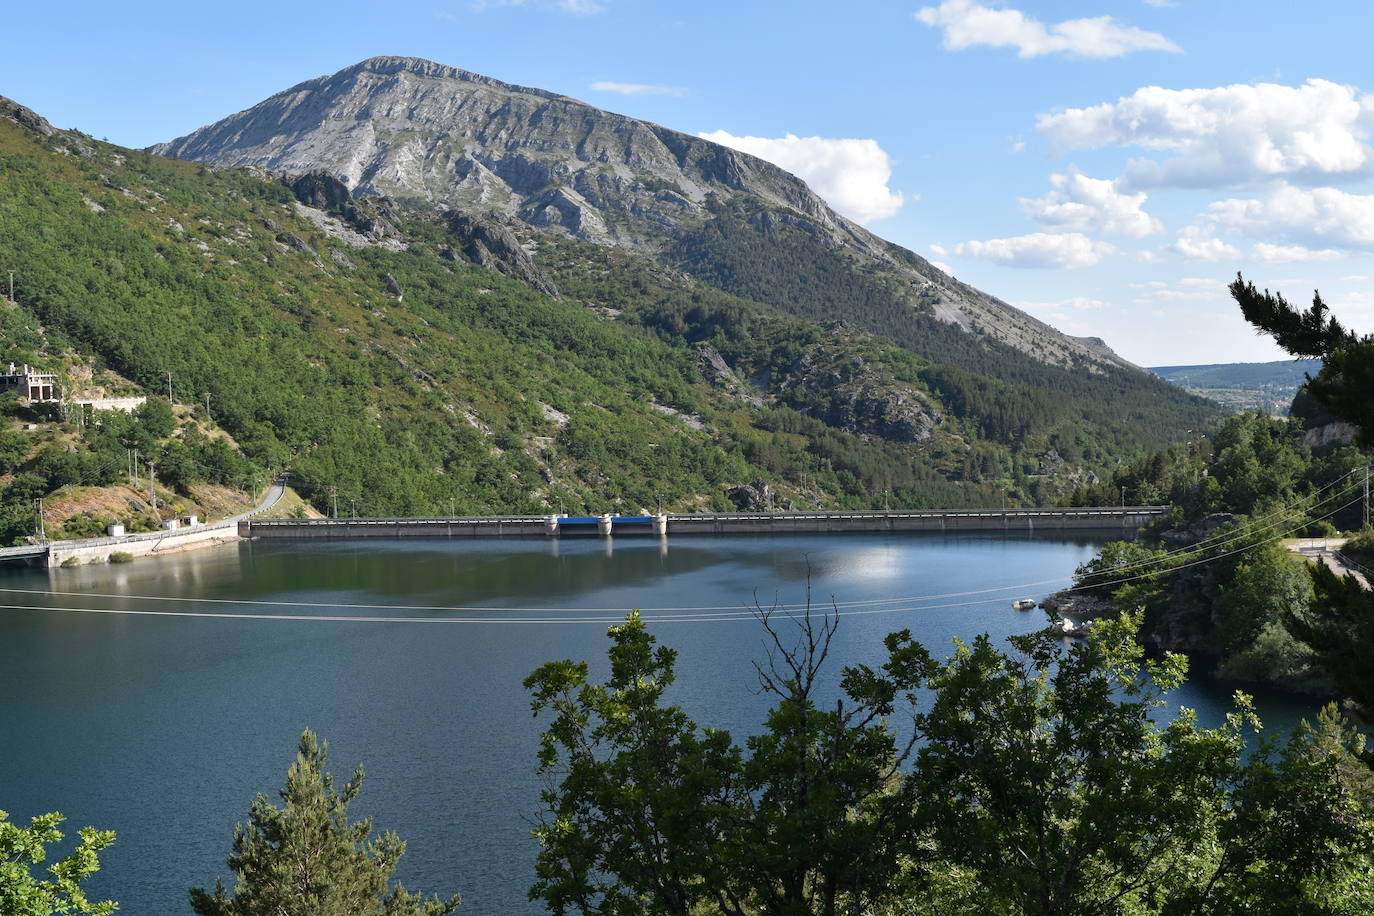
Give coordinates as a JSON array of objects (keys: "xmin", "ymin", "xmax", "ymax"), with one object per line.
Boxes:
[
  {"xmin": 728, "ymin": 479, "xmax": 777, "ymax": 512},
  {"xmin": 0, "ymin": 95, "xmax": 54, "ymax": 137},
  {"xmin": 447, "ymin": 213, "xmax": 559, "ymax": 299}
]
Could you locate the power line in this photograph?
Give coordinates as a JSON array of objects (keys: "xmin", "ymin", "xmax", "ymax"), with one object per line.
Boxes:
[
  {"xmin": 0, "ymin": 476, "xmax": 1362, "ymax": 616},
  {"xmin": 0, "ymin": 490, "xmax": 1363, "ymax": 626}
]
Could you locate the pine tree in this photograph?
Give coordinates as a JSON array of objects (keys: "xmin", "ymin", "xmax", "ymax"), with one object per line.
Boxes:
[{"xmin": 190, "ymin": 730, "xmax": 459, "ymax": 916}]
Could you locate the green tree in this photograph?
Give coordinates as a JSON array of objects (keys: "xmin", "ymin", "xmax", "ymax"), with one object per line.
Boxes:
[
  {"xmin": 525, "ymin": 607, "xmax": 922, "ymax": 915},
  {"xmin": 133, "ymin": 397, "xmax": 174, "ymax": 440},
  {"xmin": 1232, "ymin": 274, "xmax": 1374, "ymax": 710},
  {"xmin": 1230, "ymin": 275, "xmax": 1374, "ymax": 447},
  {"xmin": 910, "ymin": 613, "xmax": 1366, "ymax": 914},
  {"xmin": 528, "ymin": 611, "xmax": 1370, "ymax": 915},
  {"xmin": 0, "ymin": 809, "xmax": 116, "ymax": 916},
  {"xmin": 0, "ymin": 429, "xmax": 29, "ymax": 475},
  {"xmin": 189, "ymin": 730, "xmax": 460, "ymax": 916}
]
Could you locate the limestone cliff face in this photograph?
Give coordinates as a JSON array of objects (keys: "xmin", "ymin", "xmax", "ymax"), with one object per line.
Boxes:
[{"xmin": 152, "ymin": 56, "xmax": 1130, "ymax": 369}]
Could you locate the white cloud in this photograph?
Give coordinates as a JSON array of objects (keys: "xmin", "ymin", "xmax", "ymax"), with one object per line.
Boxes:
[
  {"xmin": 1142, "ymin": 0, "xmax": 1178, "ymax": 7},
  {"xmin": 1205, "ymin": 185, "xmax": 1374, "ymax": 250},
  {"xmin": 1020, "ymin": 170, "xmax": 1162, "ymax": 238},
  {"xmin": 1249, "ymin": 243, "xmax": 1344, "ymax": 263},
  {"xmin": 698, "ymin": 131, "xmax": 905, "ymax": 223},
  {"xmin": 1038, "ymin": 79, "xmax": 1374, "ymax": 190},
  {"xmin": 915, "ymin": 0, "xmax": 1180, "ymax": 59},
  {"xmin": 1170, "ymin": 225, "xmax": 1240, "ymax": 262},
  {"xmin": 1130, "ymin": 278, "xmax": 1227, "ymax": 304},
  {"xmin": 591, "ymin": 81, "xmax": 686, "ymax": 97},
  {"xmin": 930, "ymin": 259, "xmax": 955, "ymax": 275},
  {"xmin": 951, "ymin": 232, "xmax": 1116, "ymax": 268}
]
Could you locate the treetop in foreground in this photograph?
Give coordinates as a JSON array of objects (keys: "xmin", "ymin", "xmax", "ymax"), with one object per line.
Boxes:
[
  {"xmin": 189, "ymin": 729, "xmax": 460, "ymax": 916},
  {"xmin": 0, "ymin": 809, "xmax": 116, "ymax": 916},
  {"xmin": 527, "ymin": 609, "xmax": 1374, "ymax": 915}
]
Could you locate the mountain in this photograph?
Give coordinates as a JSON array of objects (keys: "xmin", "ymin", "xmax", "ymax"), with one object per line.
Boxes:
[
  {"xmin": 151, "ymin": 56, "xmax": 1130, "ymax": 372},
  {"xmin": 0, "ymin": 83, "xmax": 1221, "ymax": 528}
]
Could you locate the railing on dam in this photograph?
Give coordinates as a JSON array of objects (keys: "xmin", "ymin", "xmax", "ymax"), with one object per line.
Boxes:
[{"xmin": 240, "ymin": 506, "xmax": 1170, "ymax": 539}]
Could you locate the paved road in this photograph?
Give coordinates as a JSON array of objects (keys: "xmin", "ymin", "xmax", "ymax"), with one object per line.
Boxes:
[
  {"xmin": 0, "ymin": 477, "xmax": 287, "ymax": 561},
  {"xmin": 1289, "ymin": 538, "xmax": 1370, "ymax": 589}
]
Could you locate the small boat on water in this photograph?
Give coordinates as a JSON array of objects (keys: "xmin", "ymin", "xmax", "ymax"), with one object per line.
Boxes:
[{"xmin": 1011, "ymin": 598, "xmax": 1036, "ymax": 611}]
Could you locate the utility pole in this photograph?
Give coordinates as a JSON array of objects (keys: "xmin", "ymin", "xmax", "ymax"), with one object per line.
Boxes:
[
  {"xmin": 203, "ymin": 392, "xmax": 211, "ymax": 423},
  {"xmin": 147, "ymin": 461, "xmax": 157, "ymax": 513},
  {"xmin": 166, "ymin": 371, "xmax": 173, "ymax": 404},
  {"xmin": 7, "ymin": 270, "xmax": 13, "ymax": 305},
  {"xmin": 1365, "ymin": 465, "xmax": 1370, "ymax": 530},
  {"xmin": 33, "ymin": 498, "xmax": 45, "ymax": 541},
  {"xmin": 329, "ymin": 485, "xmax": 338, "ymax": 519}
]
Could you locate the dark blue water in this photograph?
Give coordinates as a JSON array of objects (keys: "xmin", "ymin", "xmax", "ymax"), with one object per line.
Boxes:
[{"xmin": 0, "ymin": 533, "xmax": 1325, "ymax": 913}]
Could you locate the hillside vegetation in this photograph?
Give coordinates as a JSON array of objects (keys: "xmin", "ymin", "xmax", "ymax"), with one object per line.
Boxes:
[{"xmin": 0, "ymin": 102, "xmax": 1221, "ymax": 531}]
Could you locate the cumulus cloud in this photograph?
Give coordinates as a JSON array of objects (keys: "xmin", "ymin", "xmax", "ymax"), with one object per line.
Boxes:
[
  {"xmin": 950, "ymin": 232, "xmax": 1116, "ymax": 269},
  {"xmin": 1020, "ymin": 170, "xmax": 1162, "ymax": 238},
  {"xmin": 1130, "ymin": 277, "xmax": 1228, "ymax": 304},
  {"xmin": 915, "ymin": 0, "xmax": 1180, "ymax": 59},
  {"xmin": 1142, "ymin": 0, "xmax": 1178, "ymax": 7},
  {"xmin": 1037, "ymin": 79, "xmax": 1374, "ymax": 190},
  {"xmin": 1169, "ymin": 225, "xmax": 1240, "ymax": 262},
  {"xmin": 591, "ymin": 81, "xmax": 686, "ymax": 97},
  {"xmin": 1249, "ymin": 243, "xmax": 1344, "ymax": 263},
  {"xmin": 698, "ymin": 131, "xmax": 905, "ymax": 223},
  {"xmin": 1204, "ymin": 185, "xmax": 1374, "ymax": 250}
]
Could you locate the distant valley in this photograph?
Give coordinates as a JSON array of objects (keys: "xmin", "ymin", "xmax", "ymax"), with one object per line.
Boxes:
[{"xmin": 1150, "ymin": 359, "xmax": 1321, "ymax": 414}]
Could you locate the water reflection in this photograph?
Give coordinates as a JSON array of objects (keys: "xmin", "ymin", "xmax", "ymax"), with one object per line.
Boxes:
[{"xmin": 0, "ymin": 530, "xmax": 1330, "ymax": 916}]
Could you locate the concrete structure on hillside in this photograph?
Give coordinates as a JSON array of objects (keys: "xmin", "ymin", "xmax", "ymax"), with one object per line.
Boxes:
[
  {"xmin": 0, "ymin": 363, "xmax": 57, "ymax": 402},
  {"xmin": 71, "ymin": 395, "xmax": 146, "ymax": 413}
]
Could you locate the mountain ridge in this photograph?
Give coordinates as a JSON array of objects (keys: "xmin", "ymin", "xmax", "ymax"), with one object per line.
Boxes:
[{"xmin": 151, "ymin": 55, "xmax": 1133, "ymax": 371}]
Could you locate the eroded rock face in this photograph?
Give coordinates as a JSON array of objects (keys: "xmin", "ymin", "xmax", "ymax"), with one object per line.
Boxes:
[
  {"xmin": 289, "ymin": 171, "xmax": 352, "ymax": 211},
  {"xmin": 694, "ymin": 342, "xmax": 762, "ymax": 406},
  {"xmin": 728, "ymin": 479, "xmax": 776, "ymax": 512},
  {"xmin": 149, "ymin": 56, "xmax": 1134, "ymax": 370},
  {"xmin": 772, "ymin": 340, "xmax": 943, "ymax": 443},
  {"xmin": 0, "ymin": 95, "xmax": 54, "ymax": 137},
  {"xmin": 447, "ymin": 213, "xmax": 559, "ymax": 299}
]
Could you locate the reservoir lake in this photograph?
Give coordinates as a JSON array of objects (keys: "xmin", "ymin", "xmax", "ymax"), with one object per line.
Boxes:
[{"xmin": 0, "ymin": 532, "xmax": 1327, "ymax": 914}]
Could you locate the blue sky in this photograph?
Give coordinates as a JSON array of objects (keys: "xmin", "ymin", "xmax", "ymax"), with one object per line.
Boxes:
[{"xmin": 7, "ymin": 0, "xmax": 1374, "ymax": 366}]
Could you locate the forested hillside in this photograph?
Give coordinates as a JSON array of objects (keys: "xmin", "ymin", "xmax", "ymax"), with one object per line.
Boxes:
[{"xmin": 0, "ymin": 97, "xmax": 1221, "ymax": 531}]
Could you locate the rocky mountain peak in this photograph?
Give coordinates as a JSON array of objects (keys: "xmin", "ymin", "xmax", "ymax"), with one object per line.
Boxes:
[{"xmin": 150, "ymin": 57, "xmax": 1133, "ymax": 371}]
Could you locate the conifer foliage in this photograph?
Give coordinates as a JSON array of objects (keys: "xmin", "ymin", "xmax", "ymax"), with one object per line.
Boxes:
[{"xmin": 190, "ymin": 730, "xmax": 459, "ymax": 916}]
